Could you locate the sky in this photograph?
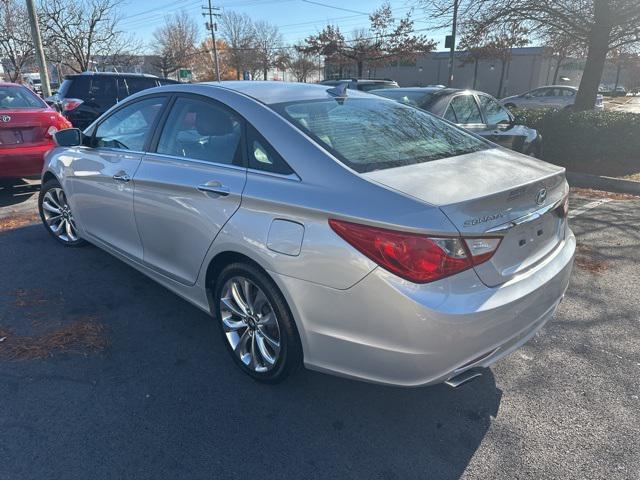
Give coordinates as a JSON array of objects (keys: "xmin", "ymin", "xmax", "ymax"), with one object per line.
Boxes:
[{"xmin": 119, "ymin": 0, "xmax": 449, "ymax": 53}]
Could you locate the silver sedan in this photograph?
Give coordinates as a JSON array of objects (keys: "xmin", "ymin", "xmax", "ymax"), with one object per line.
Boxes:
[{"xmin": 39, "ymin": 82, "xmax": 575, "ymax": 387}]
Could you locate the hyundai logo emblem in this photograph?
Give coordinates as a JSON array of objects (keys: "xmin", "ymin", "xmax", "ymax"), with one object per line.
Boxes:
[
  {"xmin": 0, "ymin": 115, "xmax": 11, "ymax": 123},
  {"xmin": 535, "ymin": 188, "xmax": 547, "ymax": 205}
]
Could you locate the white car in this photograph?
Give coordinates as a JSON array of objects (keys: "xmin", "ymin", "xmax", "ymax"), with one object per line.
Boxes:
[{"xmin": 501, "ymin": 86, "xmax": 604, "ymax": 110}]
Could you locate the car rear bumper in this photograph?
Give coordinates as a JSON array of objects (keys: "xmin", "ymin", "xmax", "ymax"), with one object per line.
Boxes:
[
  {"xmin": 0, "ymin": 143, "xmax": 53, "ymax": 178},
  {"xmin": 273, "ymin": 228, "xmax": 576, "ymax": 387}
]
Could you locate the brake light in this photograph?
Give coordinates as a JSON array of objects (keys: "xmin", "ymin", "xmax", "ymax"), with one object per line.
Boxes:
[
  {"xmin": 61, "ymin": 98, "xmax": 84, "ymax": 111},
  {"xmin": 329, "ymin": 219, "xmax": 501, "ymax": 283}
]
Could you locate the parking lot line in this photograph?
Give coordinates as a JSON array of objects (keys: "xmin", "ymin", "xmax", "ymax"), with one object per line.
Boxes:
[{"xmin": 568, "ymin": 198, "xmax": 612, "ymax": 218}]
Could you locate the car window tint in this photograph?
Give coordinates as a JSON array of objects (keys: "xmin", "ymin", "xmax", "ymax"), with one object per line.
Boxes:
[
  {"xmin": 156, "ymin": 97, "xmax": 242, "ymax": 166},
  {"xmin": 478, "ymin": 95, "xmax": 511, "ymax": 124},
  {"xmin": 448, "ymin": 95, "xmax": 483, "ymax": 124},
  {"xmin": 89, "ymin": 77, "xmax": 117, "ymax": 103},
  {"xmin": 0, "ymin": 86, "xmax": 46, "ymax": 108},
  {"xmin": 246, "ymin": 124, "xmax": 293, "ymax": 175},
  {"xmin": 126, "ymin": 77, "xmax": 158, "ymax": 95},
  {"xmin": 60, "ymin": 77, "xmax": 90, "ymax": 98},
  {"xmin": 94, "ymin": 97, "xmax": 166, "ymax": 151},
  {"xmin": 562, "ymin": 88, "xmax": 576, "ymax": 97},
  {"xmin": 530, "ymin": 88, "xmax": 548, "ymax": 97},
  {"xmin": 444, "ymin": 105, "xmax": 457, "ymax": 122},
  {"xmin": 274, "ymin": 98, "xmax": 488, "ymax": 173}
]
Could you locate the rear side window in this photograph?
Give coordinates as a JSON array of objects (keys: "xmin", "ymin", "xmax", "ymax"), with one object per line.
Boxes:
[
  {"xmin": 478, "ymin": 95, "xmax": 511, "ymax": 124},
  {"xmin": 272, "ymin": 98, "xmax": 488, "ymax": 173},
  {"xmin": 126, "ymin": 77, "xmax": 159, "ymax": 95},
  {"xmin": 94, "ymin": 96, "xmax": 166, "ymax": 151},
  {"xmin": 156, "ymin": 96, "xmax": 242, "ymax": 166},
  {"xmin": 89, "ymin": 77, "xmax": 117, "ymax": 103},
  {"xmin": 445, "ymin": 95, "xmax": 483, "ymax": 124},
  {"xmin": 59, "ymin": 77, "xmax": 90, "ymax": 98},
  {"xmin": 246, "ymin": 124, "xmax": 293, "ymax": 175}
]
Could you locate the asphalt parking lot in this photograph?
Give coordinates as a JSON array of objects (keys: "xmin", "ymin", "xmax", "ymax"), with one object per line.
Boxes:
[{"xmin": 1, "ymin": 179, "xmax": 638, "ymax": 480}]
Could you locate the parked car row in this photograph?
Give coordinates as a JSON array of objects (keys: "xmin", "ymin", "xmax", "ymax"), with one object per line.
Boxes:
[{"xmin": 38, "ymin": 81, "xmax": 575, "ymax": 387}]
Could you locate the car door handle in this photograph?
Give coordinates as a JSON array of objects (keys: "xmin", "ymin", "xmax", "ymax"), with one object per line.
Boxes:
[
  {"xmin": 113, "ymin": 173, "xmax": 131, "ymax": 182},
  {"xmin": 197, "ymin": 183, "xmax": 230, "ymax": 196}
]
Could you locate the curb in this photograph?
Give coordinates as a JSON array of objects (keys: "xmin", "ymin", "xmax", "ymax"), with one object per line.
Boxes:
[{"xmin": 566, "ymin": 172, "xmax": 640, "ymax": 195}]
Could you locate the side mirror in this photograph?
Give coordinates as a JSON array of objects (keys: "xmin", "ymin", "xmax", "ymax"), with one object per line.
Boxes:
[{"xmin": 54, "ymin": 128, "xmax": 83, "ymax": 147}]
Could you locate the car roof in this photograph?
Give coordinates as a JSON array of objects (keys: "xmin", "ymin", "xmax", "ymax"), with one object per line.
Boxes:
[
  {"xmin": 533, "ymin": 85, "xmax": 577, "ymax": 89},
  {"xmin": 67, "ymin": 72, "xmax": 162, "ymax": 78},
  {"xmin": 203, "ymin": 81, "xmax": 374, "ymax": 105},
  {"xmin": 0, "ymin": 82, "xmax": 22, "ymax": 87},
  {"xmin": 323, "ymin": 79, "xmax": 397, "ymax": 84}
]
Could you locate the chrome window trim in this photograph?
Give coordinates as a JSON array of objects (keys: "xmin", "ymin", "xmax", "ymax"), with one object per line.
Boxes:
[
  {"xmin": 143, "ymin": 151, "xmax": 247, "ymax": 172},
  {"xmin": 247, "ymin": 167, "xmax": 301, "ymax": 182}
]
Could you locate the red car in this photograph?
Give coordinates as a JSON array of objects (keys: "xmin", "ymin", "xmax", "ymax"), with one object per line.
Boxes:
[{"xmin": 0, "ymin": 82, "xmax": 72, "ymax": 178}]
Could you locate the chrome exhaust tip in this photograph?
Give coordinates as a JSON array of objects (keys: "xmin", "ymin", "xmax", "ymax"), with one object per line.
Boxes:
[{"xmin": 444, "ymin": 368, "xmax": 484, "ymax": 388}]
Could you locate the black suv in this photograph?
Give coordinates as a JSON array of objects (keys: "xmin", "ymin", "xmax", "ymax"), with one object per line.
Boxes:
[{"xmin": 48, "ymin": 72, "xmax": 178, "ymax": 130}]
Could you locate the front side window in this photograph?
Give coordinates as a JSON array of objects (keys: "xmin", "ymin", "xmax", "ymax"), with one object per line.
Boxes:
[
  {"xmin": 156, "ymin": 97, "xmax": 242, "ymax": 165},
  {"xmin": 272, "ymin": 98, "xmax": 488, "ymax": 173},
  {"xmin": 94, "ymin": 96, "xmax": 166, "ymax": 151},
  {"xmin": 478, "ymin": 95, "xmax": 511, "ymax": 124},
  {"xmin": 446, "ymin": 95, "xmax": 483, "ymax": 124},
  {"xmin": 0, "ymin": 86, "xmax": 46, "ymax": 109}
]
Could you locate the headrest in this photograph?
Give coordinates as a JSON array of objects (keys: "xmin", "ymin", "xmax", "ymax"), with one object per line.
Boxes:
[{"xmin": 195, "ymin": 106, "xmax": 235, "ymax": 136}]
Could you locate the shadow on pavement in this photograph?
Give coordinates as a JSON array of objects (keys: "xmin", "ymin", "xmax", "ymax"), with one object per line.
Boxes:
[
  {"xmin": 0, "ymin": 224, "xmax": 503, "ymax": 479},
  {"xmin": 0, "ymin": 178, "xmax": 40, "ymax": 208}
]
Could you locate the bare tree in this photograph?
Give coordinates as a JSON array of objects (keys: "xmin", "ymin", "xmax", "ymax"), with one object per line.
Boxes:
[
  {"xmin": 457, "ymin": 35, "xmax": 491, "ymax": 89},
  {"xmin": 457, "ymin": 0, "xmax": 640, "ymax": 110},
  {"xmin": 0, "ymin": 0, "xmax": 33, "ymax": 82},
  {"xmin": 253, "ymin": 20, "xmax": 282, "ymax": 80},
  {"xmin": 219, "ymin": 11, "xmax": 256, "ymax": 80},
  {"xmin": 301, "ymin": 3, "xmax": 435, "ymax": 78},
  {"xmin": 151, "ymin": 10, "xmax": 200, "ymax": 78},
  {"xmin": 41, "ymin": 0, "xmax": 136, "ymax": 73},
  {"xmin": 285, "ymin": 47, "xmax": 317, "ymax": 82}
]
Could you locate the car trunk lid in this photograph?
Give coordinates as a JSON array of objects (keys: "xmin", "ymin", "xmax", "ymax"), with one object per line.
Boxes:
[
  {"xmin": 363, "ymin": 148, "xmax": 568, "ymax": 287},
  {"xmin": 0, "ymin": 109, "xmax": 56, "ymax": 148}
]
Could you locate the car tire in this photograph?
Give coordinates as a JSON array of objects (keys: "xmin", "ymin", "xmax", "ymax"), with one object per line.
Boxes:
[
  {"xmin": 214, "ymin": 262, "xmax": 303, "ymax": 383},
  {"xmin": 38, "ymin": 178, "xmax": 86, "ymax": 247}
]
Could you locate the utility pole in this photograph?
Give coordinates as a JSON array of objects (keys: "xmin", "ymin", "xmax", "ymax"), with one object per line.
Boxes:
[
  {"xmin": 202, "ymin": 0, "xmax": 221, "ymax": 82},
  {"xmin": 447, "ymin": 0, "xmax": 459, "ymax": 88},
  {"xmin": 25, "ymin": 0, "xmax": 51, "ymax": 97}
]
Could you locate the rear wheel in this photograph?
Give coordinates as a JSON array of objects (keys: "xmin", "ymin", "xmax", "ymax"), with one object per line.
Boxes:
[
  {"xmin": 38, "ymin": 178, "xmax": 86, "ymax": 247},
  {"xmin": 214, "ymin": 262, "xmax": 302, "ymax": 383}
]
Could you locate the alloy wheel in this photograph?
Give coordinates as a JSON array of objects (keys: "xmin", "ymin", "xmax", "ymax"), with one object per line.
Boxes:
[
  {"xmin": 219, "ymin": 276, "xmax": 282, "ymax": 373},
  {"xmin": 41, "ymin": 187, "xmax": 79, "ymax": 243}
]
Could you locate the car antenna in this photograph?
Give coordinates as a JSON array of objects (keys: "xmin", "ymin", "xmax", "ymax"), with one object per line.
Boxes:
[{"xmin": 327, "ymin": 81, "xmax": 348, "ymax": 101}]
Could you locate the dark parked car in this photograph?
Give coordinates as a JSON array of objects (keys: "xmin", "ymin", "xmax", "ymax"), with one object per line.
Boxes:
[
  {"xmin": 372, "ymin": 87, "xmax": 542, "ymax": 157},
  {"xmin": 47, "ymin": 72, "xmax": 178, "ymax": 129},
  {"xmin": 320, "ymin": 79, "xmax": 399, "ymax": 92}
]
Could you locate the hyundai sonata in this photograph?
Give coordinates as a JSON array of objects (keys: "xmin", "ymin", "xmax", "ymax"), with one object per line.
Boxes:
[{"xmin": 39, "ymin": 82, "xmax": 575, "ymax": 386}]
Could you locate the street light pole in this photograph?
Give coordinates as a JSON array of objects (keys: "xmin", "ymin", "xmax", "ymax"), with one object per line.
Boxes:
[
  {"xmin": 447, "ymin": 0, "xmax": 459, "ymax": 88},
  {"xmin": 25, "ymin": 0, "xmax": 51, "ymax": 97}
]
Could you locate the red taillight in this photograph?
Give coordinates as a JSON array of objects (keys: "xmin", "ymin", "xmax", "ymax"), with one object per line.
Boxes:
[
  {"xmin": 61, "ymin": 98, "xmax": 83, "ymax": 111},
  {"xmin": 329, "ymin": 219, "xmax": 501, "ymax": 283}
]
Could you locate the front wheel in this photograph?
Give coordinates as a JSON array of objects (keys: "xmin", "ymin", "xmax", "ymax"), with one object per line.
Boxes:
[
  {"xmin": 214, "ymin": 262, "xmax": 302, "ymax": 383},
  {"xmin": 38, "ymin": 178, "xmax": 86, "ymax": 247}
]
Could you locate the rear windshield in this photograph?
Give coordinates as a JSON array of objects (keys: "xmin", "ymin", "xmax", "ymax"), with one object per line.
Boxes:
[
  {"xmin": 372, "ymin": 90, "xmax": 434, "ymax": 107},
  {"xmin": 358, "ymin": 82, "xmax": 398, "ymax": 92},
  {"xmin": 271, "ymin": 98, "xmax": 488, "ymax": 173},
  {"xmin": 0, "ymin": 86, "xmax": 46, "ymax": 109}
]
